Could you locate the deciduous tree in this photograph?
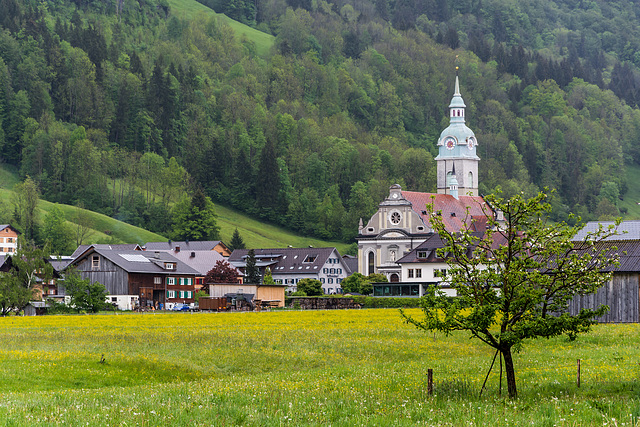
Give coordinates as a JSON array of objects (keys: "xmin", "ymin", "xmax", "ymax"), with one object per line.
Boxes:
[
  {"xmin": 403, "ymin": 191, "xmax": 620, "ymax": 398},
  {"xmin": 204, "ymin": 260, "xmax": 240, "ymax": 285}
]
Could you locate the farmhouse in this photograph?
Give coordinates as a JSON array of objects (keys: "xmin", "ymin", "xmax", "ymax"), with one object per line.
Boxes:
[
  {"xmin": 68, "ymin": 247, "xmax": 199, "ymax": 308},
  {"xmin": 144, "ymin": 245, "xmax": 229, "ymax": 289}
]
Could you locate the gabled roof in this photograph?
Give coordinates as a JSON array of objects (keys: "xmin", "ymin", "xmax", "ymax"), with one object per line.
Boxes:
[
  {"xmin": 150, "ymin": 249, "xmax": 226, "ymax": 276},
  {"xmin": 341, "ymin": 255, "xmax": 358, "ymax": 275},
  {"xmin": 398, "ymin": 231, "xmax": 504, "ymax": 264},
  {"xmin": 228, "ymin": 247, "xmax": 342, "ymax": 275},
  {"xmin": 70, "ymin": 248, "xmax": 199, "ymax": 275},
  {"xmin": 71, "ymin": 244, "xmax": 142, "ymax": 259},
  {"xmin": 573, "ymin": 221, "xmax": 640, "ymax": 241},
  {"xmin": 144, "ymin": 240, "xmax": 228, "ymax": 252},
  {"xmin": 401, "ymin": 192, "xmax": 490, "ymax": 232},
  {"xmin": 0, "ymin": 224, "xmax": 20, "ymax": 234}
]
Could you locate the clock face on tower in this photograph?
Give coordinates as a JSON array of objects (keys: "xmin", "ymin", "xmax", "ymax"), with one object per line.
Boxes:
[{"xmin": 444, "ymin": 136, "xmax": 456, "ymax": 150}]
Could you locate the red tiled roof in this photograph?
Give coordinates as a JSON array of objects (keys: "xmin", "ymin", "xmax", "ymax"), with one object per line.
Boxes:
[{"xmin": 401, "ymin": 192, "xmax": 491, "ymax": 232}]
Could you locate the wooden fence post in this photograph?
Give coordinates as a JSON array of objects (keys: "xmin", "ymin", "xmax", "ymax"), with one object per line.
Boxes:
[
  {"xmin": 577, "ymin": 359, "xmax": 581, "ymax": 387},
  {"xmin": 427, "ymin": 369, "xmax": 433, "ymax": 395}
]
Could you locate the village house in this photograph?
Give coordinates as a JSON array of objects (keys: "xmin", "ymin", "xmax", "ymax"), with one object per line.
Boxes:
[
  {"xmin": 0, "ymin": 225, "xmax": 19, "ymax": 255},
  {"xmin": 68, "ymin": 247, "xmax": 199, "ymax": 309},
  {"xmin": 146, "ymin": 244, "xmax": 231, "ymax": 289},
  {"xmin": 228, "ymin": 247, "xmax": 350, "ymax": 294},
  {"xmin": 144, "ymin": 240, "xmax": 232, "ymax": 257}
]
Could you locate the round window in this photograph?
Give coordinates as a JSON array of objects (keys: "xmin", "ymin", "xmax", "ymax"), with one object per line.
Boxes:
[{"xmin": 390, "ymin": 211, "xmax": 401, "ymax": 225}]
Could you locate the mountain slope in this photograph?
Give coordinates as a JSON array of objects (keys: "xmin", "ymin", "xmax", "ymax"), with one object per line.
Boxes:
[{"xmin": 166, "ymin": 0, "xmax": 274, "ymax": 56}]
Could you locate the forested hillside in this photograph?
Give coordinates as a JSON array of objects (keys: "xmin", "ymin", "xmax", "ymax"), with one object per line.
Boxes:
[{"xmin": 0, "ymin": 0, "xmax": 639, "ymax": 247}]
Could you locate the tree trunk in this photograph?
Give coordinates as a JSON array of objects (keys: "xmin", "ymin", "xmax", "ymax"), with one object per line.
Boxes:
[{"xmin": 502, "ymin": 347, "xmax": 518, "ymax": 398}]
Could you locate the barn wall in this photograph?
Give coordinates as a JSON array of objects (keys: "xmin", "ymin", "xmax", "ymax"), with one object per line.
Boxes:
[
  {"xmin": 568, "ymin": 273, "xmax": 639, "ymax": 323},
  {"xmin": 75, "ymin": 255, "xmax": 129, "ymax": 295}
]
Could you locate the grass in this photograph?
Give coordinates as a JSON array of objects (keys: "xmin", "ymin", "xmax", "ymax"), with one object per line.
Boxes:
[
  {"xmin": 166, "ymin": 0, "xmax": 275, "ymax": 56},
  {"xmin": 0, "ymin": 309, "xmax": 638, "ymax": 425}
]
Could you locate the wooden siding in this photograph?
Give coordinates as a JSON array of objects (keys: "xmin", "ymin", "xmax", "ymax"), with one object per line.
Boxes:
[
  {"xmin": 257, "ymin": 286, "xmax": 285, "ymax": 307},
  {"xmin": 568, "ymin": 273, "xmax": 639, "ymax": 323},
  {"xmin": 208, "ymin": 284, "xmax": 256, "ymax": 297},
  {"xmin": 76, "ymin": 255, "xmax": 129, "ymax": 295}
]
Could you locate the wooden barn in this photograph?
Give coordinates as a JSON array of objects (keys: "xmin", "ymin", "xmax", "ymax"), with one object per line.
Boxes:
[
  {"xmin": 69, "ymin": 247, "xmax": 199, "ymax": 308},
  {"xmin": 569, "ymin": 221, "xmax": 640, "ymax": 323}
]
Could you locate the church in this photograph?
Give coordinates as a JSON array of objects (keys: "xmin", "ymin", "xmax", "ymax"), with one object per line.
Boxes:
[{"xmin": 357, "ymin": 76, "xmax": 498, "ymax": 281}]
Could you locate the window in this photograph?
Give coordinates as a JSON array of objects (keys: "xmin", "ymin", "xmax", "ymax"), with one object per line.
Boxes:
[
  {"xmin": 154, "ymin": 277, "xmax": 161, "ymax": 285},
  {"xmin": 165, "ymin": 263, "xmax": 175, "ymax": 270},
  {"xmin": 416, "ymin": 269, "xmax": 422, "ymax": 278},
  {"xmin": 303, "ymin": 255, "xmax": 317, "ymax": 263},
  {"xmin": 368, "ymin": 252, "xmax": 375, "ymax": 275},
  {"xmin": 112, "ymin": 297, "xmax": 118, "ymax": 302},
  {"xmin": 92, "ymin": 255, "xmax": 100, "ymax": 269},
  {"xmin": 167, "ymin": 290, "xmax": 176, "ymax": 298},
  {"xmin": 7, "ymin": 238, "xmax": 13, "ymax": 243},
  {"xmin": 321, "ymin": 278, "xmax": 325, "ymax": 284},
  {"xmin": 328, "ymin": 278, "xmax": 333, "ymax": 284},
  {"xmin": 338, "ymin": 268, "xmax": 342, "ymax": 274},
  {"xmin": 0, "ymin": 238, "xmax": 3, "ymax": 243},
  {"xmin": 417, "ymin": 251, "xmax": 428, "ymax": 259},
  {"xmin": 434, "ymin": 269, "xmax": 447, "ymax": 278},
  {"xmin": 167, "ymin": 277, "xmax": 176, "ymax": 285},
  {"xmin": 408, "ymin": 269, "xmax": 414, "ymax": 278},
  {"xmin": 323, "ymin": 268, "xmax": 328, "ymax": 274},
  {"xmin": 7, "ymin": 248, "xmax": 13, "ymax": 253}
]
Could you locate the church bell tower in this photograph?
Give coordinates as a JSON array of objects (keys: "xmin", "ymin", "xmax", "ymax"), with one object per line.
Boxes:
[{"xmin": 435, "ymin": 74, "xmax": 480, "ymax": 196}]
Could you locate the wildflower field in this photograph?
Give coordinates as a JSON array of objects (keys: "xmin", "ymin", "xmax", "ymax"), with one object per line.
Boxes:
[{"xmin": 0, "ymin": 309, "xmax": 638, "ymax": 426}]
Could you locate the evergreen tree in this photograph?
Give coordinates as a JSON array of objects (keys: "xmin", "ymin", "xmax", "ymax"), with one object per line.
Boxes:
[
  {"xmin": 244, "ymin": 249, "xmax": 261, "ymax": 284},
  {"xmin": 229, "ymin": 228, "xmax": 245, "ymax": 251}
]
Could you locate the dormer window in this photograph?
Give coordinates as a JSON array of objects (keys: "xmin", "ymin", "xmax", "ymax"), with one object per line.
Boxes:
[
  {"xmin": 165, "ymin": 263, "xmax": 175, "ymax": 270},
  {"xmin": 417, "ymin": 251, "xmax": 428, "ymax": 259},
  {"xmin": 303, "ymin": 255, "xmax": 317, "ymax": 263}
]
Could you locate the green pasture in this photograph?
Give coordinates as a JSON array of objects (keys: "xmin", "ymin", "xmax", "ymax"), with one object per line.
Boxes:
[
  {"xmin": 0, "ymin": 309, "xmax": 637, "ymax": 426},
  {"xmin": 166, "ymin": 0, "xmax": 274, "ymax": 56}
]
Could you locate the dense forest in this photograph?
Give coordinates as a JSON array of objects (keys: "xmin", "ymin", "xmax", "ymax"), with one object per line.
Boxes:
[{"xmin": 1, "ymin": 0, "xmax": 639, "ymax": 245}]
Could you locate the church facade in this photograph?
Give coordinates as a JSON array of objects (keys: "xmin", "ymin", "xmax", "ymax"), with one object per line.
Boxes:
[{"xmin": 357, "ymin": 77, "xmax": 494, "ymax": 281}]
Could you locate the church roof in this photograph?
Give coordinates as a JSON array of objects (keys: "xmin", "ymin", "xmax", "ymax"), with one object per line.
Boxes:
[{"xmin": 401, "ymin": 191, "xmax": 491, "ymax": 232}]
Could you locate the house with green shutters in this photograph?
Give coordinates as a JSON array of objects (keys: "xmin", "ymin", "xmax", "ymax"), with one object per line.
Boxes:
[{"xmin": 69, "ymin": 247, "xmax": 199, "ymax": 309}]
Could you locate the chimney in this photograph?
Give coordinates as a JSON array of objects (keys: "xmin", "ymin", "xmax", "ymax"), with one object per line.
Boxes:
[
  {"xmin": 190, "ymin": 252, "xmax": 195, "ymax": 258},
  {"xmin": 175, "ymin": 246, "xmax": 180, "ymax": 253},
  {"xmin": 154, "ymin": 251, "xmax": 160, "ymax": 258}
]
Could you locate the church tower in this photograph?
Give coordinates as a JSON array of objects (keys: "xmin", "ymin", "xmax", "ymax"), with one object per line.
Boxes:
[{"xmin": 435, "ymin": 75, "xmax": 479, "ymax": 196}]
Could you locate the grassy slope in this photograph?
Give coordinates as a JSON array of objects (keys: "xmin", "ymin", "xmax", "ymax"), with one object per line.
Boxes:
[
  {"xmin": 166, "ymin": 0, "xmax": 274, "ymax": 56},
  {"xmin": 0, "ymin": 166, "xmax": 350, "ymax": 253}
]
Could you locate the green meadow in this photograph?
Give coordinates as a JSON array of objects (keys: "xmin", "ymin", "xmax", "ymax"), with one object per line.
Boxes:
[{"xmin": 0, "ymin": 309, "xmax": 638, "ymax": 426}]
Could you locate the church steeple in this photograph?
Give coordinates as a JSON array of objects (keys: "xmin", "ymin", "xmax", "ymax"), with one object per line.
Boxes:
[{"xmin": 435, "ymin": 72, "xmax": 480, "ymax": 197}]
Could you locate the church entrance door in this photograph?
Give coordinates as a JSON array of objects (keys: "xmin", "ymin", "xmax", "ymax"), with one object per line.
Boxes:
[{"xmin": 390, "ymin": 273, "xmax": 399, "ymax": 282}]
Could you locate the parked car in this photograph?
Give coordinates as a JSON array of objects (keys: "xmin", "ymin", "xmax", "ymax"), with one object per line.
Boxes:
[{"xmin": 171, "ymin": 303, "xmax": 190, "ymax": 312}]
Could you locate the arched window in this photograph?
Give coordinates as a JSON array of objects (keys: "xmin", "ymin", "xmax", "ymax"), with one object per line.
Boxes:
[
  {"xmin": 390, "ymin": 273, "xmax": 399, "ymax": 282},
  {"xmin": 468, "ymin": 171, "xmax": 473, "ymax": 188},
  {"xmin": 368, "ymin": 251, "xmax": 375, "ymax": 275}
]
